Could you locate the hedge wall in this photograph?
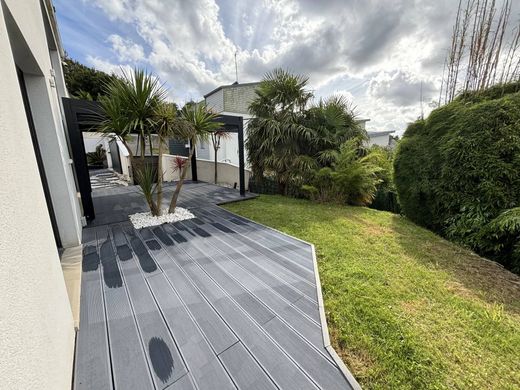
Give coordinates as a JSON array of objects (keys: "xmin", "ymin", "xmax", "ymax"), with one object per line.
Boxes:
[{"xmin": 394, "ymin": 83, "xmax": 520, "ymax": 273}]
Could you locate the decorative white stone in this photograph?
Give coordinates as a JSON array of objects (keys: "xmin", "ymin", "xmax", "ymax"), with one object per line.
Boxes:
[{"xmin": 129, "ymin": 207, "xmax": 195, "ymax": 229}]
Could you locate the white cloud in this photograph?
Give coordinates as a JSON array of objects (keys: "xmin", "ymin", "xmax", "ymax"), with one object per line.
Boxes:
[
  {"xmin": 107, "ymin": 34, "xmax": 145, "ymax": 62},
  {"xmin": 86, "ymin": 55, "xmax": 133, "ymax": 77},
  {"xmin": 73, "ymin": 0, "xmax": 520, "ymax": 133}
]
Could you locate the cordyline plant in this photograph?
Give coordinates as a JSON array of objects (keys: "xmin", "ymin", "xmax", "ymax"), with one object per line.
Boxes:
[{"xmin": 98, "ymin": 68, "xmax": 222, "ymax": 217}]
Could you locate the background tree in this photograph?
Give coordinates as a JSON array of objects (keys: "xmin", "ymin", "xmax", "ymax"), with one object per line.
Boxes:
[
  {"xmin": 247, "ymin": 69, "xmax": 316, "ymax": 194},
  {"xmin": 440, "ymin": 0, "xmax": 519, "ymax": 105},
  {"xmin": 303, "ymin": 96, "xmax": 367, "ymax": 165},
  {"xmin": 63, "ymin": 58, "xmax": 118, "ymax": 100},
  {"xmin": 247, "ymin": 69, "xmax": 365, "ymax": 195}
]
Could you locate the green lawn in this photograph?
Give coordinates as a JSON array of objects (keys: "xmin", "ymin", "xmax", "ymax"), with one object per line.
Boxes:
[{"xmin": 224, "ymin": 195, "xmax": 520, "ymax": 390}]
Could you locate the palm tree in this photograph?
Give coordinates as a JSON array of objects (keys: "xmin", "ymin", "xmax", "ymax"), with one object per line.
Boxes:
[
  {"xmin": 102, "ymin": 68, "xmax": 166, "ymax": 160},
  {"xmin": 168, "ymin": 104, "xmax": 222, "ymax": 213},
  {"xmin": 247, "ymin": 68, "xmax": 315, "ymax": 194},
  {"xmin": 98, "ymin": 69, "xmax": 167, "ymax": 216},
  {"xmin": 304, "ymin": 95, "xmax": 367, "ymax": 165},
  {"xmin": 210, "ymin": 130, "xmax": 230, "ymax": 184}
]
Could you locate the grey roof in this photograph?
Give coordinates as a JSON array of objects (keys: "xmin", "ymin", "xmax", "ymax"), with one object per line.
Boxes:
[{"xmin": 204, "ymin": 81, "xmax": 261, "ymax": 98}]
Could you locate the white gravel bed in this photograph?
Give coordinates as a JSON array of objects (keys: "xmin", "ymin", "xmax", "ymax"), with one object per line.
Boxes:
[{"xmin": 129, "ymin": 207, "xmax": 195, "ymax": 229}]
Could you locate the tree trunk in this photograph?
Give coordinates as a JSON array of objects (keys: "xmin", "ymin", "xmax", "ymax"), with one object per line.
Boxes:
[
  {"xmin": 147, "ymin": 197, "xmax": 160, "ymax": 217},
  {"xmin": 148, "ymin": 133, "xmax": 154, "ymax": 157},
  {"xmin": 156, "ymin": 137, "xmax": 164, "ymax": 215},
  {"xmin": 140, "ymin": 134, "xmax": 145, "ymax": 159},
  {"xmin": 278, "ymin": 180, "xmax": 287, "ymax": 195},
  {"xmin": 214, "ymin": 147, "xmax": 218, "ymax": 184},
  {"xmin": 168, "ymin": 143, "xmax": 194, "ymax": 214}
]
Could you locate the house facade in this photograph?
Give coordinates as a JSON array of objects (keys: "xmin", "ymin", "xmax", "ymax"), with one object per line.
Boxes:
[
  {"xmin": 0, "ymin": 0, "xmax": 81, "ymax": 388},
  {"xmin": 199, "ymin": 82, "xmax": 259, "ymax": 167},
  {"xmin": 367, "ymin": 130, "xmax": 397, "ymax": 147}
]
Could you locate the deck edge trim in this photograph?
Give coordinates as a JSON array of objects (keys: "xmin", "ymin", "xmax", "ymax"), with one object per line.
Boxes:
[{"xmin": 219, "ymin": 205, "xmax": 363, "ymax": 390}]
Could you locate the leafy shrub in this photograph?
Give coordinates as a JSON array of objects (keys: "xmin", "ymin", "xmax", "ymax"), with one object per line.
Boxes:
[
  {"xmin": 333, "ymin": 141, "xmax": 382, "ymax": 205},
  {"xmin": 134, "ymin": 164, "xmax": 159, "ymax": 215},
  {"xmin": 365, "ymin": 145, "xmax": 400, "ymax": 213},
  {"xmin": 476, "ymin": 208, "xmax": 520, "ymax": 273},
  {"xmin": 394, "ymin": 84, "xmax": 520, "ymax": 273},
  {"xmin": 371, "ymin": 187, "xmax": 400, "ymax": 214},
  {"xmin": 86, "ymin": 145, "xmax": 106, "ymax": 167},
  {"xmin": 301, "ymin": 140, "xmax": 382, "ymax": 205}
]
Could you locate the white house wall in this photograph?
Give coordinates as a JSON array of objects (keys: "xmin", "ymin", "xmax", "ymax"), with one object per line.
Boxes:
[
  {"xmin": 0, "ymin": 1, "xmax": 76, "ymax": 389},
  {"xmin": 368, "ymin": 134, "xmax": 391, "ymax": 147}
]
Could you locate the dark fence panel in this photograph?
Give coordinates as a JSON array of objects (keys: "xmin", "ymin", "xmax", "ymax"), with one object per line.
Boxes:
[
  {"xmin": 168, "ymin": 139, "xmax": 189, "ymax": 156},
  {"xmin": 109, "ymin": 139, "xmax": 122, "ymax": 174}
]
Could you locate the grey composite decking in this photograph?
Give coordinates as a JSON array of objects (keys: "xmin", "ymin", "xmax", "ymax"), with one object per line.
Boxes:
[{"xmin": 75, "ymin": 182, "xmax": 358, "ymax": 389}]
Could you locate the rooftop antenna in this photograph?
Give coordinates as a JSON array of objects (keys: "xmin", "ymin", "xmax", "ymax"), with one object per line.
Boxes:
[{"xmin": 234, "ymin": 51, "xmax": 238, "ymax": 83}]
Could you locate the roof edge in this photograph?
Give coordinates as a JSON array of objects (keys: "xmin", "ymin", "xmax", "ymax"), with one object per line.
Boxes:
[{"xmin": 204, "ymin": 81, "xmax": 261, "ymax": 99}]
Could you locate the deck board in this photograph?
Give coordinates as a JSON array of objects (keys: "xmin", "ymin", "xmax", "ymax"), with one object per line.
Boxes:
[
  {"xmin": 74, "ymin": 228, "xmax": 112, "ymax": 390},
  {"xmin": 171, "ymin": 222, "xmax": 325, "ymax": 352},
  {"xmin": 97, "ymin": 226, "xmax": 154, "ymax": 390},
  {"xmin": 219, "ymin": 342, "xmax": 277, "ymax": 390},
  {"xmin": 76, "ymin": 182, "xmax": 357, "ymax": 390},
  {"xmin": 117, "ymin": 228, "xmax": 189, "ymax": 388}
]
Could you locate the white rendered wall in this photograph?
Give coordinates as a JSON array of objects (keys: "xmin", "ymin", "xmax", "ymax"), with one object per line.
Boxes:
[
  {"xmin": 0, "ymin": 1, "xmax": 75, "ymax": 389},
  {"xmin": 3, "ymin": 0, "xmax": 82, "ymax": 247},
  {"xmin": 214, "ymin": 112, "xmax": 252, "ymax": 167},
  {"xmin": 161, "ymin": 154, "xmax": 250, "ymax": 188},
  {"xmin": 368, "ymin": 134, "xmax": 391, "ymax": 147}
]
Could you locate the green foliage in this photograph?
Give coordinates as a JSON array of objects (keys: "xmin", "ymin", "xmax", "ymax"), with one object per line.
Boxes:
[
  {"xmin": 86, "ymin": 144, "xmax": 106, "ymax": 166},
  {"xmin": 64, "ymin": 58, "xmax": 118, "ymax": 100},
  {"xmin": 366, "ymin": 146, "xmax": 400, "ymax": 213},
  {"xmin": 456, "ymin": 81, "xmax": 520, "ymax": 103},
  {"xmin": 394, "ymin": 83, "xmax": 520, "ymax": 272},
  {"xmin": 333, "ymin": 140, "xmax": 383, "ymax": 205},
  {"xmin": 246, "ymin": 69, "xmax": 365, "ymax": 195},
  {"xmin": 476, "ymin": 208, "xmax": 520, "ymax": 273},
  {"xmin": 302, "ymin": 140, "xmax": 383, "ymax": 206},
  {"xmin": 134, "ymin": 164, "xmax": 159, "ymax": 216},
  {"xmin": 103, "ymin": 68, "xmax": 167, "ymax": 158}
]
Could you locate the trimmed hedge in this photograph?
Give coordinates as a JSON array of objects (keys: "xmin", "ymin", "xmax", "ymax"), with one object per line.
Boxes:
[{"xmin": 394, "ymin": 83, "xmax": 520, "ymax": 273}]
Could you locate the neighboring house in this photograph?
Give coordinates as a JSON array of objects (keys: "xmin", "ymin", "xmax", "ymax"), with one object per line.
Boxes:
[
  {"xmin": 367, "ymin": 130, "xmax": 397, "ymax": 147},
  {"xmin": 1, "ymin": 0, "xmax": 81, "ymax": 388},
  {"xmin": 199, "ymin": 81, "xmax": 260, "ymax": 167},
  {"xmin": 356, "ymin": 119, "xmax": 397, "ymax": 148},
  {"xmin": 356, "ymin": 118, "xmax": 370, "ymax": 131}
]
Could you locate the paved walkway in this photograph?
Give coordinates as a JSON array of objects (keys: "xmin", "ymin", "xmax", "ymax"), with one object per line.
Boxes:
[
  {"xmin": 89, "ymin": 169, "xmax": 128, "ymax": 190},
  {"xmin": 75, "ymin": 183, "xmax": 358, "ymax": 389}
]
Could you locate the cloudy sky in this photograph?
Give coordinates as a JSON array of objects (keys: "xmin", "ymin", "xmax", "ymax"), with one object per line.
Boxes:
[{"xmin": 53, "ymin": 0, "xmax": 514, "ymax": 134}]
